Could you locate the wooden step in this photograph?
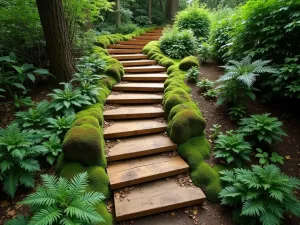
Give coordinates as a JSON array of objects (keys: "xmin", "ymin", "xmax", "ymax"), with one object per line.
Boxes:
[
  {"xmin": 107, "ymin": 49, "xmax": 142, "ymax": 54},
  {"xmin": 107, "ymin": 155, "xmax": 189, "ymax": 190},
  {"xmin": 114, "ymin": 177, "xmax": 206, "ymax": 221},
  {"xmin": 104, "ymin": 105, "xmax": 164, "ymax": 120},
  {"xmin": 112, "ymin": 82, "xmax": 164, "ymax": 92},
  {"xmin": 106, "ymin": 134, "xmax": 177, "ymax": 162},
  {"xmin": 124, "ymin": 66, "xmax": 166, "ymax": 73},
  {"xmin": 134, "ymin": 36, "xmax": 160, "ymax": 40},
  {"xmin": 111, "ymin": 54, "xmax": 148, "ymax": 60},
  {"xmin": 142, "ymin": 33, "xmax": 162, "ymax": 36},
  {"xmin": 148, "ymin": 29, "xmax": 163, "ymax": 33},
  {"xmin": 123, "ymin": 74, "xmax": 168, "ymax": 82},
  {"xmin": 107, "ymin": 44, "xmax": 144, "ymax": 49},
  {"xmin": 104, "ymin": 119, "xmax": 167, "ymax": 139},
  {"xmin": 118, "ymin": 40, "xmax": 150, "ymax": 46},
  {"xmin": 106, "ymin": 93, "xmax": 163, "ymax": 104},
  {"xmin": 120, "ymin": 60, "xmax": 156, "ymax": 67}
]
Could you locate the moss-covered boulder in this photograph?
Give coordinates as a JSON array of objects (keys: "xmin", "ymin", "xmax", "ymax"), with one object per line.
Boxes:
[
  {"xmin": 73, "ymin": 116, "xmax": 100, "ymax": 129},
  {"xmin": 93, "ymin": 46, "xmax": 109, "ymax": 56},
  {"xmin": 63, "ymin": 124, "xmax": 106, "ymax": 168},
  {"xmin": 95, "ymin": 202, "xmax": 113, "ymax": 225},
  {"xmin": 163, "ymin": 88, "xmax": 191, "ymax": 117},
  {"xmin": 75, "ymin": 108, "xmax": 104, "ymax": 127},
  {"xmin": 100, "ymin": 76, "xmax": 118, "ymax": 90},
  {"xmin": 106, "ymin": 65, "xmax": 123, "ymax": 82},
  {"xmin": 164, "ymin": 80, "xmax": 191, "ymax": 93},
  {"xmin": 87, "ymin": 166, "xmax": 111, "ymax": 198},
  {"xmin": 168, "ymin": 102, "xmax": 202, "ymax": 122},
  {"xmin": 55, "ymin": 153, "xmax": 66, "ymax": 173},
  {"xmin": 167, "ymin": 65, "xmax": 179, "ymax": 75},
  {"xmin": 168, "ymin": 110, "xmax": 206, "ymax": 144},
  {"xmin": 60, "ymin": 162, "xmax": 86, "ymax": 180},
  {"xmin": 179, "ymin": 56, "xmax": 199, "ymax": 71}
]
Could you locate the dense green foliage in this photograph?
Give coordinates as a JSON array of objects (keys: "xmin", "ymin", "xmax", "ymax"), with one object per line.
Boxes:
[
  {"xmin": 228, "ymin": 105, "xmax": 247, "ymax": 121},
  {"xmin": 197, "ymin": 42, "xmax": 212, "ymax": 62},
  {"xmin": 197, "ymin": 78, "xmax": 214, "ymax": 91},
  {"xmin": 185, "ymin": 66, "xmax": 199, "ymax": 82},
  {"xmin": 159, "ymin": 28, "xmax": 196, "ymax": 59},
  {"xmin": 21, "ymin": 172, "xmax": 105, "ymax": 225},
  {"xmin": 219, "ymin": 165, "xmax": 300, "ymax": 225}
]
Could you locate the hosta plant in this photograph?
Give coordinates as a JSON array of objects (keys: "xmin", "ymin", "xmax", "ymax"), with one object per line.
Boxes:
[
  {"xmin": 76, "ymin": 54, "xmax": 107, "ymax": 73},
  {"xmin": 72, "ymin": 69, "xmax": 106, "ymax": 84},
  {"xmin": 238, "ymin": 113, "xmax": 287, "ymax": 144},
  {"xmin": 15, "ymin": 101, "xmax": 52, "ymax": 129},
  {"xmin": 204, "ymin": 89, "xmax": 218, "ymax": 99},
  {"xmin": 0, "ymin": 124, "xmax": 47, "ymax": 198},
  {"xmin": 20, "ymin": 172, "xmax": 105, "ymax": 225},
  {"xmin": 228, "ymin": 105, "xmax": 247, "ymax": 121},
  {"xmin": 219, "ymin": 165, "xmax": 300, "ymax": 225},
  {"xmin": 255, "ymin": 148, "xmax": 284, "ymax": 166},
  {"xmin": 43, "ymin": 135, "xmax": 62, "ymax": 165},
  {"xmin": 47, "ymin": 115, "xmax": 75, "ymax": 139},
  {"xmin": 77, "ymin": 81, "xmax": 102, "ymax": 104},
  {"xmin": 185, "ymin": 66, "xmax": 199, "ymax": 82},
  {"xmin": 214, "ymin": 132, "xmax": 252, "ymax": 167},
  {"xmin": 196, "ymin": 78, "xmax": 214, "ymax": 91},
  {"xmin": 48, "ymin": 83, "xmax": 91, "ymax": 115}
]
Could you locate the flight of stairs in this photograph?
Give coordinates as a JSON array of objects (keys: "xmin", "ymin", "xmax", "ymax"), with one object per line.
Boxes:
[{"xmin": 104, "ymin": 28, "xmax": 206, "ymax": 222}]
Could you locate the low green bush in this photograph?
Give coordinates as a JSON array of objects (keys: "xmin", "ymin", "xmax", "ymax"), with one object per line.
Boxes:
[
  {"xmin": 185, "ymin": 66, "xmax": 199, "ymax": 83},
  {"xmin": 197, "ymin": 42, "xmax": 212, "ymax": 63},
  {"xmin": 179, "ymin": 56, "xmax": 199, "ymax": 71}
]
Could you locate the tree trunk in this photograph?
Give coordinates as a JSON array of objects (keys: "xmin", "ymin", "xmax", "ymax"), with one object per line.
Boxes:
[
  {"xmin": 166, "ymin": 0, "xmax": 179, "ymax": 22},
  {"xmin": 116, "ymin": 0, "xmax": 121, "ymax": 28},
  {"xmin": 36, "ymin": 0, "xmax": 75, "ymax": 82},
  {"xmin": 148, "ymin": 0, "xmax": 152, "ymax": 24}
]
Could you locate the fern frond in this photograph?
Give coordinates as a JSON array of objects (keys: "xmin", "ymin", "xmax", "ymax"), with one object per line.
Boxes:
[
  {"xmin": 69, "ymin": 172, "xmax": 89, "ymax": 198},
  {"xmin": 3, "ymin": 171, "xmax": 18, "ymax": 198},
  {"xmin": 29, "ymin": 207, "xmax": 62, "ymax": 225},
  {"xmin": 21, "ymin": 187, "xmax": 57, "ymax": 206},
  {"xmin": 242, "ymin": 200, "xmax": 265, "ymax": 217},
  {"xmin": 5, "ymin": 215, "xmax": 29, "ymax": 225},
  {"xmin": 80, "ymin": 192, "xmax": 105, "ymax": 205}
]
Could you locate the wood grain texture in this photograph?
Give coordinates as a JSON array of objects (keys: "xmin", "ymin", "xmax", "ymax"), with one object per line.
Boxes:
[
  {"xmin": 112, "ymin": 82, "xmax": 164, "ymax": 92},
  {"xmin": 123, "ymin": 74, "xmax": 168, "ymax": 82},
  {"xmin": 106, "ymin": 93, "xmax": 163, "ymax": 104},
  {"xmin": 107, "ymin": 155, "xmax": 188, "ymax": 189},
  {"xmin": 124, "ymin": 66, "xmax": 166, "ymax": 73},
  {"xmin": 108, "ymin": 44, "xmax": 144, "ymax": 49},
  {"xmin": 111, "ymin": 54, "xmax": 149, "ymax": 60},
  {"xmin": 107, "ymin": 49, "xmax": 142, "ymax": 54},
  {"xmin": 120, "ymin": 60, "xmax": 156, "ymax": 67}
]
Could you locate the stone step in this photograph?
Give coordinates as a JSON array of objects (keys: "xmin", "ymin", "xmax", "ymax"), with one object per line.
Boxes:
[
  {"xmin": 134, "ymin": 36, "xmax": 160, "ymax": 40},
  {"xmin": 104, "ymin": 105, "xmax": 164, "ymax": 120},
  {"xmin": 104, "ymin": 119, "xmax": 167, "ymax": 139},
  {"xmin": 114, "ymin": 177, "xmax": 206, "ymax": 222},
  {"xmin": 124, "ymin": 65, "xmax": 166, "ymax": 73},
  {"xmin": 118, "ymin": 40, "xmax": 150, "ymax": 46},
  {"xmin": 106, "ymin": 93, "xmax": 163, "ymax": 104},
  {"xmin": 107, "ymin": 44, "xmax": 144, "ymax": 49},
  {"xmin": 107, "ymin": 49, "xmax": 142, "ymax": 54},
  {"xmin": 112, "ymin": 82, "xmax": 164, "ymax": 92},
  {"xmin": 107, "ymin": 155, "xmax": 189, "ymax": 190},
  {"xmin": 111, "ymin": 54, "xmax": 149, "ymax": 60},
  {"xmin": 120, "ymin": 60, "xmax": 156, "ymax": 67},
  {"xmin": 123, "ymin": 74, "xmax": 168, "ymax": 82},
  {"xmin": 106, "ymin": 134, "xmax": 177, "ymax": 162}
]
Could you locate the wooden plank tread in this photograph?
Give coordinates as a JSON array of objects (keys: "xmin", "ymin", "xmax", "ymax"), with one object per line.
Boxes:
[
  {"xmin": 104, "ymin": 119, "xmax": 167, "ymax": 139},
  {"xmin": 106, "ymin": 93, "xmax": 163, "ymax": 104},
  {"xmin": 120, "ymin": 60, "xmax": 156, "ymax": 66},
  {"xmin": 114, "ymin": 177, "xmax": 206, "ymax": 221},
  {"xmin": 108, "ymin": 44, "xmax": 144, "ymax": 49},
  {"xmin": 113, "ymin": 82, "xmax": 164, "ymax": 92},
  {"xmin": 104, "ymin": 105, "xmax": 164, "ymax": 119},
  {"xmin": 111, "ymin": 54, "xmax": 148, "ymax": 60},
  {"xmin": 107, "ymin": 155, "xmax": 189, "ymax": 189},
  {"xmin": 124, "ymin": 66, "xmax": 166, "ymax": 73},
  {"xmin": 123, "ymin": 74, "xmax": 168, "ymax": 82},
  {"xmin": 106, "ymin": 134, "xmax": 177, "ymax": 162}
]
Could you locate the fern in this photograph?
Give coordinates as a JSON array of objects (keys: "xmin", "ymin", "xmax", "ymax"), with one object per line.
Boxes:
[
  {"xmin": 5, "ymin": 215, "xmax": 29, "ymax": 225},
  {"xmin": 47, "ymin": 115, "xmax": 75, "ymax": 138},
  {"xmin": 219, "ymin": 165, "xmax": 300, "ymax": 225},
  {"xmin": 21, "ymin": 173, "xmax": 105, "ymax": 225},
  {"xmin": 196, "ymin": 78, "xmax": 214, "ymax": 91},
  {"xmin": 238, "ymin": 113, "xmax": 287, "ymax": 144},
  {"xmin": 228, "ymin": 105, "xmax": 247, "ymax": 121},
  {"xmin": 0, "ymin": 124, "xmax": 47, "ymax": 198},
  {"xmin": 214, "ymin": 132, "xmax": 252, "ymax": 167},
  {"xmin": 185, "ymin": 66, "xmax": 199, "ymax": 82},
  {"xmin": 43, "ymin": 135, "xmax": 62, "ymax": 165}
]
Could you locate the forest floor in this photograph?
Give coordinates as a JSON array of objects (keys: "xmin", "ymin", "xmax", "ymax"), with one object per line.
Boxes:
[{"xmin": 0, "ymin": 61, "xmax": 299, "ymax": 225}]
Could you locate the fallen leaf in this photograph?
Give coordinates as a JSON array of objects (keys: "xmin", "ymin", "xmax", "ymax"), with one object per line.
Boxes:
[
  {"xmin": 285, "ymin": 155, "xmax": 292, "ymax": 160},
  {"xmin": 1, "ymin": 201, "xmax": 10, "ymax": 208},
  {"xmin": 7, "ymin": 210, "xmax": 16, "ymax": 217},
  {"xmin": 193, "ymin": 209, "xmax": 198, "ymax": 215}
]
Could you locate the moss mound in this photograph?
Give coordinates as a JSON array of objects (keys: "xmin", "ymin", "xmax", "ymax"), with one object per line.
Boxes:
[
  {"xmin": 63, "ymin": 124, "xmax": 106, "ymax": 167},
  {"xmin": 73, "ymin": 116, "xmax": 100, "ymax": 129},
  {"xmin": 60, "ymin": 162, "xmax": 86, "ymax": 180},
  {"xmin": 100, "ymin": 77, "xmax": 118, "ymax": 90},
  {"xmin": 164, "ymin": 81, "xmax": 191, "ymax": 93},
  {"xmin": 55, "ymin": 153, "xmax": 66, "ymax": 173},
  {"xmin": 168, "ymin": 102, "xmax": 201, "ymax": 121},
  {"xmin": 95, "ymin": 202, "xmax": 113, "ymax": 225},
  {"xmin": 205, "ymin": 180, "xmax": 222, "ymax": 203},
  {"xmin": 87, "ymin": 166, "xmax": 111, "ymax": 198},
  {"xmin": 106, "ymin": 65, "xmax": 124, "ymax": 82},
  {"xmin": 75, "ymin": 108, "xmax": 104, "ymax": 128},
  {"xmin": 168, "ymin": 110, "xmax": 206, "ymax": 144},
  {"xmin": 179, "ymin": 56, "xmax": 199, "ymax": 71},
  {"xmin": 163, "ymin": 88, "xmax": 191, "ymax": 117}
]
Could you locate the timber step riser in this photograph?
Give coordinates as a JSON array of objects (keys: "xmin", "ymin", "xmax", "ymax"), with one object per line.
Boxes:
[
  {"xmin": 124, "ymin": 68, "xmax": 166, "ymax": 73},
  {"xmin": 107, "ymin": 49, "xmax": 142, "ymax": 54},
  {"xmin": 112, "ymin": 87, "xmax": 164, "ymax": 92},
  {"xmin": 111, "ymin": 54, "xmax": 149, "ymax": 60},
  {"xmin": 104, "ymin": 112, "xmax": 164, "ymax": 120},
  {"xmin": 118, "ymin": 41, "xmax": 150, "ymax": 46},
  {"xmin": 104, "ymin": 126, "xmax": 167, "ymax": 139},
  {"xmin": 106, "ymin": 98, "xmax": 162, "ymax": 104},
  {"xmin": 107, "ymin": 45, "xmax": 144, "ymax": 49},
  {"xmin": 121, "ymin": 60, "xmax": 156, "ymax": 67},
  {"xmin": 122, "ymin": 76, "xmax": 167, "ymax": 82}
]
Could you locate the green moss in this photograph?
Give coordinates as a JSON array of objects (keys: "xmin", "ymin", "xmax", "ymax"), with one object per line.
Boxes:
[
  {"xmin": 191, "ymin": 162, "xmax": 218, "ymax": 187},
  {"xmin": 55, "ymin": 153, "xmax": 66, "ymax": 173},
  {"xmin": 93, "ymin": 46, "xmax": 109, "ymax": 56},
  {"xmin": 63, "ymin": 124, "xmax": 107, "ymax": 168},
  {"xmin": 95, "ymin": 202, "xmax": 113, "ymax": 225},
  {"xmin": 100, "ymin": 77, "xmax": 118, "ymax": 90},
  {"xmin": 206, "ymin": 180, "xmax": 222, "ymax": 203},
  {"xmin": 73, "ymin": 116, "xmax": 100, "ymax": 129},
  {"xmin": 168, "ymin": 110, "xmax": 206, "ymax": 144},
  {"xmin": 106, "ymin": 65, "xmax": 123, "ymax": 82},
  {"xmin": 76, "ymin": 108, "xmax": 104, "ymax": 127},
  {"xmin": 168, "ymin": 102, "xmax": 201, "ymax": 122},
  {"xmin": 60, "ymin": 162, "xmax": 86, "ymax": 180},
  {"xmin": 87, "ymin": 166, "xmax": 111, "ymax": 198},
  {"xmin": 167, "ymin": 65, "xmax": 178, "ymax": 75},
  {"xmin": 179, "ymin": 56, "xmax": 199, "ymax": 71},
  {"xmin": 164, "ymin": 79, "xmax": 191, "ymax": 93}
]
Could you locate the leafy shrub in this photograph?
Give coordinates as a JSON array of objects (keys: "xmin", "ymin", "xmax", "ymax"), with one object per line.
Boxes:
[
  {"xmin": 216, "ymin": 56, "xmax": 277, "ymax": 105},
  {"xmin": 197, "ymin": 42, "xmax": 212, "ymax": 62},
  {"xmin": 21, "ymin": 172, "xmax": 105, "ymax": 225},
  {"xmin": 219, "ymin": 165, "xmax": 300, "ymax": 225},
  {"xmin": 15, "ymin": 101, "xmax": 52, "ymax": 129},
  {"xmin": 72, "ymin": 69, "xmax": 106, "ymax": 84},
  {"xmin": 0, "ymin": 124, "xmax": 47, "ymax": 198},
  {"xmin": 13, "ymin": 95, "xmax": 34, "ymax": 108},
  {"xmin": 159, "ymin": 27, "xmax": 196, "ymax": 59},
  {"xmin": 175, "ymin": 3, "xmax": 211, "ymax": 38},
  {"xmin": 116, "ymin": 23, "xmax": 139, "ymax": 34},
  {"xmin": 238, "ymin": 113, "xmax": 287, "ymax": 144},
  {"xmin": 255, "ymin": 148, "xmax": 284, "ymax": 166},
  {"xmin": 48, "ymin": 83, "xmax": 92, "ymax": 115},
  {"xmin": 214, "ymin": 132, "xmax": 252, "ymax": 167},
  {"xmin": 228, "ymin": 105, "xmax": 247, "ymax": 121},
  {"xmin": 73, "ymin": 29, "xmax": 98, "ymax": 56},
  {"xmin": 204, "ymin": 89, "xmax": 218, "ymax": 99},
  {"xmin": 77, "ymin": 81, "xmax": 102, "ymax": 104},
  {"xmin": 76, "ymin": 54, "xmax": 107, "ymax": 74},
  {"xmin": 185, "ymin": 66, "xmax": 199, "ymax": 82},
  {"xmin": 209, "ymin": 124, "xmax": 222, "ymax": 139},
  {"xmin": 43, "ymin": 135, "xmax": 62, "ymax": 165},
  {"xmin": 230, "ymin": 0, "xmax": 300, "ymax": 99},
  {"xmin": 197, "ymin": 78, "xmax": 214, "ymax": 91},
  {"xmin": 47, "ymin": 115, "xmax": 75, "ymax": 138}
]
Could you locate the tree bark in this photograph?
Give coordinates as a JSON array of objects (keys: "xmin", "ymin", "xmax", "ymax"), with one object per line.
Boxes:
[
  {"xmin": 148, "ymin": 0, "xmax": 152, "ymax": 24},
  {"xmin": 116, "ymin": 0, "xmax": 121, "ymax": 28},
  {"xmin": 166, "ymin": 0, "xmax": 179, "ymax": 22},
  {"xmin": 36, "ymin": 0, "xmax": 75, "ymax": 82}
]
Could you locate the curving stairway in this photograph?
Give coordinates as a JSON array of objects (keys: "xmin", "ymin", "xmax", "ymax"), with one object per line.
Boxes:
[{"xmin": 103, "ymin": 28, "xmax": 206, "ymax": 222}]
